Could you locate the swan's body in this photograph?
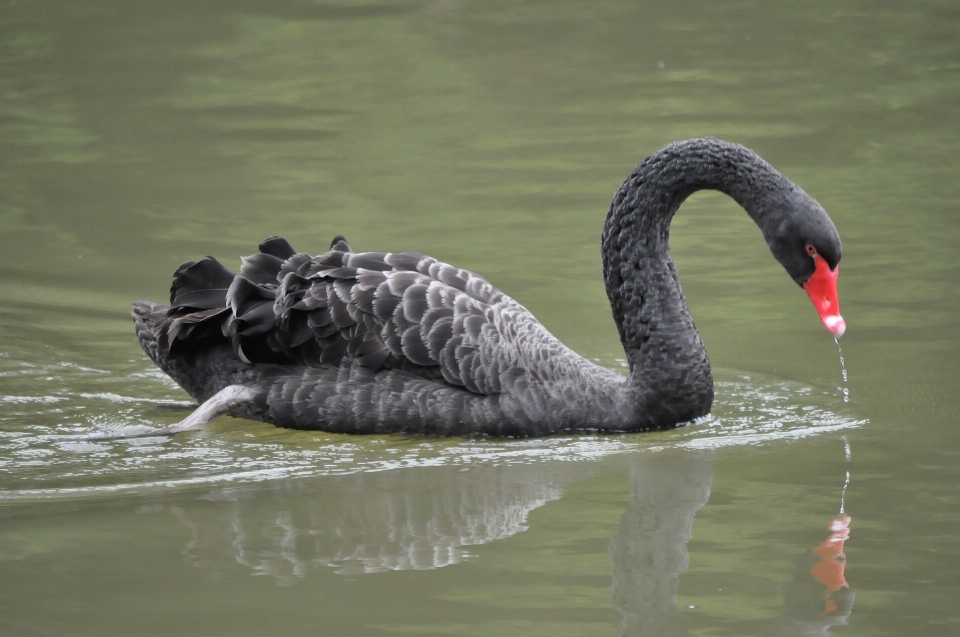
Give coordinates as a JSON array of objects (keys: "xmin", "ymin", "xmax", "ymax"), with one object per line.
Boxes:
[{"xmin": 133, "ymin": 138, "xmax": 844, "ymax": 436}]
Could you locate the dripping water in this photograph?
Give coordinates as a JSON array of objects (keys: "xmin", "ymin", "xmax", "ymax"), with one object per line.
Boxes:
[
  {"xmin": 840, "ymin": 436, "xmax": 851, "ymax": 515},
  {"xmin": 835, "ymin": 337, "xmax": 849, "ymax": 403}
]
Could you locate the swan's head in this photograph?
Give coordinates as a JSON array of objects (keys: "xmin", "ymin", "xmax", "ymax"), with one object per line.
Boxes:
[{"xmin": 763, "ymin": 187, "xmax": 845, "ymax": 338}]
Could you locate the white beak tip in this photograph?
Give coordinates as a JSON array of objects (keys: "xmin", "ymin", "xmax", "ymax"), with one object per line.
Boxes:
[{"xmin": 823, "ymin": 315, "xmax": 846, "ymax": 338}]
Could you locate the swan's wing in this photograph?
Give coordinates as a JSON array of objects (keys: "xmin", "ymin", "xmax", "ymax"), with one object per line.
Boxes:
[{"xmin": 162, "ymin": 236, "xmax": 521, "ymax": 395}]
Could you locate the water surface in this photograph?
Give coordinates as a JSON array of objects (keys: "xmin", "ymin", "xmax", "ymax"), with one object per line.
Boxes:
[{"xmin": 2, "ymin": 1, "xmax": 959, "ymax": 635}]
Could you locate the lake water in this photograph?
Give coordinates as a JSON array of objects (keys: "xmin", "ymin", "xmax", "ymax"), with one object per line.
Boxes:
[{"xmin": 2, "ymin": 1, "xmax": 959, "ymax": 635}]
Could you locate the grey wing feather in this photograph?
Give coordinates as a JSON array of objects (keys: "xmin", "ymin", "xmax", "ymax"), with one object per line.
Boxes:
[
  {"xmin": 158, "ymin": 236, "xmax": 595, "ymax": 399},
  {"xmin": 274, "ymin": 245, "xmax": 512, "ymax": 393}
]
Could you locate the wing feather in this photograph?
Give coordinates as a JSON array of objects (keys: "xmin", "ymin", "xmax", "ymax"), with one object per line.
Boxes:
[{"xmin": 159, "ymin": 235, "xmax": 538, "ymax": 396}]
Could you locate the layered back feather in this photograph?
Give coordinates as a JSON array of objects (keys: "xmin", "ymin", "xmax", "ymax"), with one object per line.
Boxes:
[{"xmin": 136, "ymin": 236, "xmax": 628, "ymax": 436}]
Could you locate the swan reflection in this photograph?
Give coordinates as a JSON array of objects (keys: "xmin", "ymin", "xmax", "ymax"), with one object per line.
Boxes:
[
  {"xmin": 144, "ymin": 450, "xmax": 853, "ymax": 635},
  {"xmin": 761, "ymin": 515, "xmax": 854, "ymax": 637},
  {"xmin": 148, "ymin": 463, "xmax": 578, "ymax": 582},
  {"xmin": 610, "ymin": 452, "xmax": 714, "ymax": 637},
  {"xmin": 611, "ymin": 452, "xmax": 855, "ymax": 637}
]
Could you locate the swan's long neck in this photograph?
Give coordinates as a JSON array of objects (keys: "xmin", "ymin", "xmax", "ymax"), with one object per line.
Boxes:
[{"xmin": 602, "ymin": 138, "xmax": 788, "ymax": 427}]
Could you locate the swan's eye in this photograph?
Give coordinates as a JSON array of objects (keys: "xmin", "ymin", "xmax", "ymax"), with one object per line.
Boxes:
[{"xmin": 805, "ymin": 244, "xmax": 817, "ymax": 256}]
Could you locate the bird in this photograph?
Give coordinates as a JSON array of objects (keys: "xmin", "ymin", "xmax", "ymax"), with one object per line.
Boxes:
[{"xmin": 132, "ymin": 137, "xmax": 844, "ymax": 438}]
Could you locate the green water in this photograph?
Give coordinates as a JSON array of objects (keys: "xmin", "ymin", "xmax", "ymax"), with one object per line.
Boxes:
[{"xmin": 2, "ymin": 1, "xmax": 959, "ymax": 635}]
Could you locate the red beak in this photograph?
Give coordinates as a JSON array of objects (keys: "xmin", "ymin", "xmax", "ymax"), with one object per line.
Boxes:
[{"xmin": 803, "ymin": 254, "xmax": 845, "ymax": 338}]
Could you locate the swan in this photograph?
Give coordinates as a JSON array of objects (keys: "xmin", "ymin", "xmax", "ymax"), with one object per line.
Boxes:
[{"xmin": 132, "ymin": 137, "xmax": 844, "ymax": 437}]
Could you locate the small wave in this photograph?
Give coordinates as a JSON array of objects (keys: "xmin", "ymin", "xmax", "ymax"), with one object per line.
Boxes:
[
  {"xmin": 1, "ymin": 395, "xmax": 68, "ymax": 404},
  {"xmin": 0, "ymin": 369, "xmax": 866, "ymax": 502},
  {"xmin": 78, "ymin": 392, "xmax": 196, "ymax": 406}
]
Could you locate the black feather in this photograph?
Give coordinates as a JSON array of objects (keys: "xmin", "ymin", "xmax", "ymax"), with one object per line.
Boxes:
[
  {"xmin": 241, "ymin": 253, "xmax": 285, "ymax": 285},
  {"xmin": 384, "ymin": 252, "xmax": 422, "ymax": 271},
  {"xmin": 170, "ymin": 257, "xmax": 235, "ymax": 309},
  {"xmin": 356, "ymin": 270, "xmax": 387, "ymax": 291},
  {"xmin": 347, "ymin": 252, "xmax": 391, "ymax": 271},
  {"xmin": 372, "ymin": 283, "xmax": 401, "ymax": 320},
  {"xmin": 233, "ymin": 301, "xmax": 276, "ymax": 337},
  {"xmin": 392, "ymin": 305, "xmax": 415, "ymax": 335},
  {"xmin": 355, "ymin": 335, "xmax": 386, "ymax": 359},
  {"xmin": 280, "ymin": 253, "xmax": 314, "ymax": 278},
  {"xmin": 386, "ymin": 271, "xmax": 421, "ymax": 297},
  {"xmin": 381, "ymin": 319, "xmax": 402, "ymax": 356},
  {"xmin": 421, "ymin": 305, "xmax": 453, "ymax": 337},
  {"xmin": 463, "ymin": 314, "xmax": 486, "ymax": 339},
  {"xmin": 425, "ymin": 316, "xmax": 454, "ymax": 360},
  {"xmin": 227, "ymin": 276, "xmax": 275, "ymax": 317},
  {"xmin": 439, "ymin": 335, "xmax": 463, "ymax": 386},
  {"xmin": 329, "ymin": 235, "xmax": 352, "ymax": 252},
  {"xmin": 329, "ymin": 295, "xmax": 356, "ymax": 328},
  {"xmin": 426, "ymin": 283, "xmax": 446, "ymax": 309},
  {"xmin": 400, "ymin": 326, "xmax": 433, "ymax": 366},
  {"xmin": 437, "ymin": 265, "xmax": 469, "ymax": 292},
  {"xmin": 157, "ymin": 307, "xmax": 230, "ymax": 356},
  {"xmin": 307, "ymin": 307, "xmax": 333, "ymax": 328},
  {"xmin": 301, "ymin": 284, "xmax": 329, "ymax": 310},
  {"xmin": 333, "ymin": 280, "xmax": 354, "ymax": 306},
  {"xmin": 458, "ymin": 349, "xmax": 481, "ymax": 394},
  {"xmin": 275, "ymin": 274, "xmax": 310, "ymax": 322},
  {"xmin": 307, "ymin": 251, "xmax": 348, "ymax": 274},
  {"xmin": 321, "ymin": 267, "xmax": 359, "ymax": 281},
  {"xmin": 313, "ymin": 321, "xmax": 341, "ymax": 338},
  {"xmin": 319, "ymin": 339, "xmax": 348, "ymax": 365},
  {"xmin": 277, "ymin": 312, "xmax": 314, "ymax": 349},
  {"xmin": 259, "ymin": 236, "xmax": 296, "ymax": 259},
  {"xmin": 353, "ymin": 286, "xmax": 376, "ymax": 314},
  {"xmin": 358, "ymin": 345, "xmax": 390, "ymax": 371},
  {"xmin": 402, "ymin": 283, "xmax": 429, "ymax": 323}
]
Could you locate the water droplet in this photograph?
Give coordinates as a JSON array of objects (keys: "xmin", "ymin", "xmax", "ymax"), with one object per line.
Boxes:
[{"xmin": 836, "ymin": 341, "xmax": 850, "ymax": 403}]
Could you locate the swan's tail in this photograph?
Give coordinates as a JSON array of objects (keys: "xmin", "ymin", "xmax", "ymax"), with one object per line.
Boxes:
[
  {"xmin": 131, "ymin": 298, "xmax": 249, "ymax": 403},
  {"xmin": 131, "ymin": 300, "xmax": 169, "ymax": 368},
  {"xmin": 130, "ymin": 236, "xmax": 302, "ymax": 402}
]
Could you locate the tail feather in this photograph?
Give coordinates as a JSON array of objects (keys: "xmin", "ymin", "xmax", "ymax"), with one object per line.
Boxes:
[
  {"xmin": 170, "ymin": 257, "xmax": 235, "ymax": 309},
  {"xmin": 132, "ymin": 235, "xmax": 359, "ymax": 404},
  {"xmin": 259, "ymin": 235, "xmax": 297, "ymax": 260},
  {"xmin": 133, "ymin": 237, "xmax": 304, "ymax": 402},
  {"xmin": 132, "ymin": 301, "xmax": 168, "ymax": 367},
  {"xmin": 158, "ymin": 306, "xmax": 232, "ymax": 358}
]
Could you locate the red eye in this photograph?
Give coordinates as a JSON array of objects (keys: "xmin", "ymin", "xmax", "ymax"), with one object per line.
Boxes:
[{"xmin": 805, "ymin": 245, "xmax": 817, "ymax": 256}]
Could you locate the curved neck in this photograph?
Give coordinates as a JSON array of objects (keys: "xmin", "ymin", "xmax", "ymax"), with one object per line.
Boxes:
[{"xmin": 602, "ymin": 138, "xmax": 788, "ymax": 425}]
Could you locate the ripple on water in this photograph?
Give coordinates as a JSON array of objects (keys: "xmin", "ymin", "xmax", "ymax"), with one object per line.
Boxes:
[{"xmin": 0, "ymin": 366, "xmax": 866, "ymax": 502}]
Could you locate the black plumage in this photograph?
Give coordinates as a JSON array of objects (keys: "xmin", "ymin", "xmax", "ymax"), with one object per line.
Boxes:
[{"xmin": 132, "ymin": 138, "xmax": 843, "ymax": 436}]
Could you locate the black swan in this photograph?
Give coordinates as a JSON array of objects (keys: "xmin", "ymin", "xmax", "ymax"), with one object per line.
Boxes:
[{"xmin": 132, "ymin": 137, "xmax": 844, "ymax": 437}]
